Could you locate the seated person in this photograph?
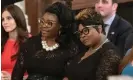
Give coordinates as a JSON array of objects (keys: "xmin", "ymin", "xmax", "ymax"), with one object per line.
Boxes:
[
  {"xmin": 65, "ymin": 8, "xmax": 121, "ymax": 80},
  {"xmin": 11, "ymin": 2, "xmax": 78, "ymax": 80},
  {"xmin": 1, "ymin": 4, "xmax": 29, "ymax": 80}
]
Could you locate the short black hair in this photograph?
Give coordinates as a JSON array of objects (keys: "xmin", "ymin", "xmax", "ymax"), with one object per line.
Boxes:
[
  {"xmin": 77, "ymin": 8, "xmax": 106, "ymax": 34},
  {"xmin": 99, "ymin": 0, "xmax": 117, "ymax": 4}
]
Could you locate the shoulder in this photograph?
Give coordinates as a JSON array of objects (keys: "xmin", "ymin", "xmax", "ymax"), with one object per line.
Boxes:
[
  {"xmin": 116, "ymin": 15, "xmax": 133, "ymax": 33},
  {"xmin": 102, "ymin": 42, "xmax": 121, "ymax": 59},
  {"xmin": 125, "ymin": 33, "xmax": 133, "ymax": 49},
  {"xmin": 103, "ymin": 48, "xmax": 121, "ymax": 60},
  {"xmin": 125, "ymin": 48, "xmax": 132, "ymax": 56},
  {"xmin": 21, "ymin": 34, "xmax": 41, "ymax": 49},
  {"xmin": 96, "ymin": 42, "xmax": 121, "ymax": 80},
  {"xmin": 26, "ymin": 34, "xmax": 41, "ymax": 44},
  {"xmin": 116, "ymin": 15, "xmax": 132, "ymax": 27}
]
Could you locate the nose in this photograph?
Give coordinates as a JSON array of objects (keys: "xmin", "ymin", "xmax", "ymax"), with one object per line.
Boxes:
[{"xmin": 44, "ymin": 23, "xmax": 49, "ymax": 27}]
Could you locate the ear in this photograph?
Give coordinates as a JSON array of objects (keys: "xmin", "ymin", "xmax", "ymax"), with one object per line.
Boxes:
[
  {"xmin": 98, "ymin": 25, "xmax": 102, "ymax": 34},
  {"xmin": 112, "ymin": 3, "xmax": 118, "ymax": 11}
]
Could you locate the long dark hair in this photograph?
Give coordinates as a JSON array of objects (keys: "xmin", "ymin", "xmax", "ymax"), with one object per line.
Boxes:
[{"xmin": 1, "ymin": 5, "xmax": 28, "ymax": 60}]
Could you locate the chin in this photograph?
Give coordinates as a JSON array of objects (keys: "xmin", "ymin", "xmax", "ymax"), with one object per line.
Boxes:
[
  {"xmin": 83, "ymin": 42, "xmax": 91, "ymax": 47},
  {"xmin": 4, "ymin": 29, "xmax": 13, "ymax": 32},
  {"xmin": 99, "ymin": 11, "xmax": 105, "ymax": 16},
  {"xmin": 42, "ymin": 35, "xmax": 49, "ymax": 38},
  {"xmin": 4, "ymin": 27, "xmax": 16, "ymax": 32}
]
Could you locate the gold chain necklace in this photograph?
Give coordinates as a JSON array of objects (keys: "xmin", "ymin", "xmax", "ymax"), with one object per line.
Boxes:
[{"xmin": 78, "ymin": 39, "xmax": 109, "ymax": 64}]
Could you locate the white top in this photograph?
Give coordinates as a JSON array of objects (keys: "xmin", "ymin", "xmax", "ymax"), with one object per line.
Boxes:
[{"xmin": 104, "ymin": 14, "xmax": 116, "ymax": 36}]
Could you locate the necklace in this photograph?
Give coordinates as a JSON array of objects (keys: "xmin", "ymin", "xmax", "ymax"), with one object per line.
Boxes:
[
  {"xmin": 89, "ymin": 39, "xmax": 109, "ymax": 53},
  {"xmin": 78, "ymin": 38, "xmax": 109, "ymax": 64},
  {"xmin": 41, "ymin": 41, "xmax": 59, "ymax": 51}
]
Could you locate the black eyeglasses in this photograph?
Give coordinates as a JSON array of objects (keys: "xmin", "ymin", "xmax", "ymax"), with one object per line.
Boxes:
[
  {"xmin": 38, "ymin": 18, "xmax": 57, "ymax": 28},
  {"xmin": 75, "ymin": 27, "xmax": 90, "ymax": 37},
  {"xmin": 75, "ymin": 25, "xmax": 98, "ymax": 37}
]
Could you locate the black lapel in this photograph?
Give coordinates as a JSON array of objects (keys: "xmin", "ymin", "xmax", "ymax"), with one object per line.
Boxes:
[{"xmin": 107, "ymin": 15, "xmax": 120, "ymax": 43}]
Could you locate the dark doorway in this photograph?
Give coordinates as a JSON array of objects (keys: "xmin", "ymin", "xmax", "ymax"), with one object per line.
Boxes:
[{"xmin": 117, "ymin": 1, "xmax": 133, "ymax": 26}]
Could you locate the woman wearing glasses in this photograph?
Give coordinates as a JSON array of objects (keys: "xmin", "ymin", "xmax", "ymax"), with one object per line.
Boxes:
[
  {"xmin": 12, "ymin": 2, "xmax": 78, "ymax": 80},
  {"xmin": 65, "ymin": 8, "xmax": 121, "ymax": 80}
]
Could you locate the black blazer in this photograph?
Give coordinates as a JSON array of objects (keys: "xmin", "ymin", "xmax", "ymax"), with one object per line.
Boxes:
[
  {"xmin": 107, "ymin": 14, "xmax": 133, "ymax": 57},
  {"xmin": 125, "ymin": 33, "xmax": 133, "ymax": 51}
]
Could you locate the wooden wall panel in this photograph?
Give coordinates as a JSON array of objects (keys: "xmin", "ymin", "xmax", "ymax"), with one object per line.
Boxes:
[
  {"xmin": 72, "ymin": 0, "xmax": 133, "ymax": 10},
  {"xmin": 25, "ymin": 0, "xmax": 133, "ymax": 35},
  {"xmin": 25, "ymin": 0, "xmax": 38, "ymax": 35}
]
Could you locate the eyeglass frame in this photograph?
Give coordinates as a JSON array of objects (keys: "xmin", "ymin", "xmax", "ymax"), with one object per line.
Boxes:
[
  {"xmin": 38, "ymin": 18, "xmax": 57, "ymax": 28},
  {"xmin": 74, "ymin": 25, "xmax": 99, "ymax": 37}
]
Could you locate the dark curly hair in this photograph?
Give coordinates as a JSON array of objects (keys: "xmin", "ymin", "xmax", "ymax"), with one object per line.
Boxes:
[
  {"xmin": 44, "ymin": 2, "xmax": 74, "ymax": 27},
  {"xmin": 42, "ymin": 2, "xmax": 75, "ymax": 44}
]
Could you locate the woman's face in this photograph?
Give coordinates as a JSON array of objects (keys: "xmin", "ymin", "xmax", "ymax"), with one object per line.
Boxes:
[
  {"xmin": 78, "ymin": 24, "xmax": 101, "ymax": 47},
  {"xmin": 39, "ymin": 12, "xmax": 60, "ymax": 39},
  {"xmin": 2, "ymin": 10, "xmax": 17, "ymax": 32}
]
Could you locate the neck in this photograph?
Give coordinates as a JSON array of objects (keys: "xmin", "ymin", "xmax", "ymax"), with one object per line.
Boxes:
[
  {"xmin": 91, "ymin": 34, "xmax": 106, "ymax": 50},
  {"xmin": 103, "ymin": 12, "xmax": 115, "ymax": 22},
  {"xmin": 9, "ymin": 29, "xmax": 18, "ymax": 40},
  {"xmin": 41, "ymin": 37, "xmax": 57, "ymax": 47}
]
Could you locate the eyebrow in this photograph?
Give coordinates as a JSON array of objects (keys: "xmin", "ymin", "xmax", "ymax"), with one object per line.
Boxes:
[
  {"xmin": 102, "ymin": 0, "xmax": 108, "ymax": 2},
  {"xmin": 96, "ymin": 0, "xmax": 108, "ymax": 2},
  {"xmin": 41, "ymin": 18, "xmax": 57, "ymax": 22},
  {"xmin": 47, "ymin": 20, "xmax": 57, "ymax": 22},
  {"xmin": 78, "ymin": 27, "xmax": 88, "ymax": 32}
]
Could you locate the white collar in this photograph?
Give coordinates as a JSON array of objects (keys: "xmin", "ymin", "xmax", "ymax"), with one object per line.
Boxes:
[{"xmin": 104, "ymin": 14, "xmax": 116, "ymax": 26}]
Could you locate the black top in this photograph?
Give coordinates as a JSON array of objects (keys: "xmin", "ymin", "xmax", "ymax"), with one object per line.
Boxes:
[
  {"xmin": 65, "ymin": 42, "xmax": 121, "ymax": 80},
  {"xmin": 12, "ymin": 34, "xmax": 79, "ymax": 80}
]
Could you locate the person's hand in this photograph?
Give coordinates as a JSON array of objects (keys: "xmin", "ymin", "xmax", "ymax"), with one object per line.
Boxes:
[
  {"xmin": 63, "ymin": 77, "xmax": 69, "ymax": 80},
  {"xmin": 1, "ymin": 71, "xmax": 11, "ymax": 80},
  {"xmin": 23, "ymin": 75, "xmax": 28, "ymax": 80}
]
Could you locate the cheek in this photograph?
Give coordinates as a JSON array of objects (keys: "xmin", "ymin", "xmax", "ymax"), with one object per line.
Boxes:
[
  {"xmin": 4, "ymin": 20, "xmax": 17, "ymax": 32},
  {"xmin": 80, "ymin": 38, "xmax": 84, "ymax": 43},
  {"xmin": 80, "ymin": 33, "xmax": 92, "ymax": 46},
  {"xmin": 104, "ymin": 5, "xmax": 113, "ymax": 11},
  {"xmin": 48, "ymin": 26, "xmax": 59, "ymax": 36},
  {"xmin": 4, "ymin": 26, "xmax": 16, "ymax": 32},
  {"xmin": 10, "ymin": 20, "xmax": 17, "ymax": 29},
  {"xmin": 85, "ymin": 32, "xmax": 97, "ymax": 45},
  {"xmin": 95, "ymin": 4, "xmax": 99, "ymax": 9},
  {"xmin": 51, "ymin": 27, "xmax": 59, "ymax": 35}
]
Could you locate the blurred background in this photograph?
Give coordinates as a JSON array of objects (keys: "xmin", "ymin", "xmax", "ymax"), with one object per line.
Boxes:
[{"xmin": 2, "ymin": 0, "xmax": 133, "ymax": 36}]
